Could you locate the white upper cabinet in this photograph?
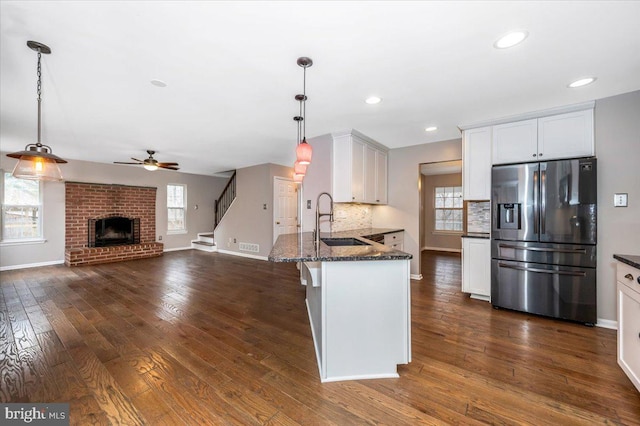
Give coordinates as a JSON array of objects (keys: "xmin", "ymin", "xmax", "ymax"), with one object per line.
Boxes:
[
  {"xmin": 492, "ymin": 119, "xmax": 538, "ymax": 164},
  {"xmin": 538, "ymin": 109, "xmax": 594, "ymax": 160},
  {"xmin": 375, "ymin": 150, "xmax": 388, "ymax": 204},
  {"xmin": 492, "ymin": 108, "xmax": 594, "ymax": 165},
  {"xmin": 331, "ymin": 130, "xmax": 389, "ymax": 204},
  {"xmin": 463, "ymin": 126, "xmax": 492, "ymax": 200}
]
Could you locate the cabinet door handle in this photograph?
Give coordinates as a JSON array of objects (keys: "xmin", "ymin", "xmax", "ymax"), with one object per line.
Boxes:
[
  {"xmin": 625, "ymin": 273, "xmax": 634, "ymax": 280},
  {"xmin": 276, "ymin": 221, "xmax": 280, "ymax": 225},
  {"xmin": 539, "ymin": 153, "xmax": 543, "ymax": 157},
  {"xmin": 533, "ymin": 153, "xmax": 537, "ymax": 157}
]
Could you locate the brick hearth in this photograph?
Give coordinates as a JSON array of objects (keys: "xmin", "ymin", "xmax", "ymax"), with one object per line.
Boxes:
[{"xmin": 65, "ymin": 182, "xmax": 163, "ymax": 266}]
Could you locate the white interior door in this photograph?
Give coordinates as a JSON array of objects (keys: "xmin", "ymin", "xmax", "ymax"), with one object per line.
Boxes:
[{"xmin": 273, "ymin": 177, "xmax": 297, "ymax": 243}]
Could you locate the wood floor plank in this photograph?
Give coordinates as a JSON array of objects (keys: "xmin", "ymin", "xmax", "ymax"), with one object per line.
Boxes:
[{"xmin": 0, "ymin": 250, "xmax": 638, "ymax": 424}]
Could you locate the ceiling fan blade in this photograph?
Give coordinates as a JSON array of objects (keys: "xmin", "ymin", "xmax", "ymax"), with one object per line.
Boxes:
[
  {"xmin": 130, "ymin": 158, "xmax": 144, "ymax": 163},
  {"xmin": 113, "ymin": 162, "xmax": 142, "ymax": 165},
  {"xmin": 159, "ymin": 165, "xmax": 179, "ymax": 170},
  {"xmin": 157, "ymin": 162, "xmax": 179, "ymax": 166}
]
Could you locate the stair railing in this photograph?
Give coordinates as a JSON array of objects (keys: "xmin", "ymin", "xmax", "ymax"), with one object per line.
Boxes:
[{"xmin": 214, "ymin": 171, "xmax": 236, "ymax": 229}]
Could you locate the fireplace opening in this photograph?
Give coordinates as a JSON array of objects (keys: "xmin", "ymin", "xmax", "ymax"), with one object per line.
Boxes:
[{"xmin": 89, "ymin": 216, "xmax": 140, "ymax": 248}]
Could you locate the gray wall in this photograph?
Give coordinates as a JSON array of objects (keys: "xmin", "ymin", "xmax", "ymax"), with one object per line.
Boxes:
[
  {"xmin": 421, "ymin": 173, "xmax": 463, "ymax": 251},
  {"xmin": 214, "ymin": 163, "xmax": 292, "ymax": 258},
  {"xmin": 595, "ymin": 90, "xmax": 640, "ymax": 322},
  {"xmin": 373, "ymin": 138, "xmax": 463, "ymax": 278},
  {"xmin": 0, "ymin": 154, "xmax": 228, "ymax": 269}
]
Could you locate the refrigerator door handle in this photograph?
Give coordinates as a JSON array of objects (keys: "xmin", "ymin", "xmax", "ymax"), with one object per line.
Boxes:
[
  {"xmin": 541, "ymin": 170, "xmax": 547, "ymax": 235},
  {"xmin": 498, "ymin": 243, "xmax": 587, "ymax": 254},
  {"xmin": 533, "ymin": 170, "xmax": 539, "ymax": 235},
  {"xmin": 498, "ymin": 262, "xmax": 587, "ymax": 277}
]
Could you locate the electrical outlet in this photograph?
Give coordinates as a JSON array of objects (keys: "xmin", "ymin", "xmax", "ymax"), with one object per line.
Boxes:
[
  {"xmin": 614, "ymin": 193, "xmax": 628, "ymax": 207},
  {"xmin": 158, "ymin": 235, "xmax": 162, "ymax": 241},
  {"xmin": 233, "ymin": 238, "xmax": 237, "ymax": 243},
  {"xmin": 307, "ymin": 200, "xmax": 311, "ymax": 209}
]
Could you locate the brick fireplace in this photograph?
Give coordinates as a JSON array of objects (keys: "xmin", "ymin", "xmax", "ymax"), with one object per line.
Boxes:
[{"xmin": 64, "ymin": 182, "xmax": 163, "ymax": 266}]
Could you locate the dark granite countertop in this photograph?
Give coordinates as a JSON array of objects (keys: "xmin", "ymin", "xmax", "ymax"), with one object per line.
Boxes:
[
  {"xmin": 614, "ymin": 254, "xmax": 640, "ymax": 270},
  {"xmin": 269, "ymin": 228, "xmax": 411, "ymax": 262},
  {"xmin": 461, "ymin": 232, "xmax": 490, "ymax": 239}
]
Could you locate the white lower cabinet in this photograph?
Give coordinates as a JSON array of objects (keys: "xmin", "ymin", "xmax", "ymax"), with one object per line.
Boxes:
[
  {"xmin": 384, "ymin": 231, "xmax": 404, "ymax": 251},
  {"xmin": 616, "ymin": 261, "xmax": 640, "ymax": 392},
  {"xmin": 462, "ymin": 237, "xmax": 491, "ymax": 301}
]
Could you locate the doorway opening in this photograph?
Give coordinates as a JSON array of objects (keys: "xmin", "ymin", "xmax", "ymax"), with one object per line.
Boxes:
[{"xmin": 419, "ymin": 160, "xmax": 463, "ymax": 283}]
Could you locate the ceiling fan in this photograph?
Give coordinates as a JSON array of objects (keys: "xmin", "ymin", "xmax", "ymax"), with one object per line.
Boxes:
[{"xmin": 114, "ymin": 150, "xmax": 179, "ymax": 171}]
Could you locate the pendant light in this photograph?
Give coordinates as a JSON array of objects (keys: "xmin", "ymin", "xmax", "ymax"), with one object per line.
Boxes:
[
  {"xmin": 7, "ymin": 41, "xmax": 67, "ymax": 181},
  {"xmin": 292, "ymin": 96, "xmax": 307, "ymax": 182},
  {"xmin": 295, "ymin": 57, "xmax": 313, "ymax": 165}
]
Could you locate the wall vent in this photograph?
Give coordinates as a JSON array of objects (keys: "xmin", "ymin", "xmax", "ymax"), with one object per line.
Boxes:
[{"xmin": 239, "ymin": 242, "xmax": 259, "ymax": 253}]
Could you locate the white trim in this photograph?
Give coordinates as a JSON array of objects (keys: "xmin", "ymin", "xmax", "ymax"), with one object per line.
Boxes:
[
  {"xmin": 596, "ymin": 318, "xmax": 617, "ymax": 330},
  {"xmin": 459, "ymin": 100, "xmax": 595, "ymax": 130},
  {"xmin": 217, "ymin": 249, "xmax": 268, "ymax": 261},
  {"xmin": 321, "ymin": 372, "xmax": 399, "ymax": 383},
  {"xmin": 470, "ymin": 294, "xmax": 491, "ymax": 302},
  {"xmin": 421, "ymin": 246, "xmax": 462, "ymax": 253},
  {"xmin": 0, "ymin": 259, "xmax": 64, "ymax": 271},
  {"xmin": 163, "ymin": 246, "xmax": 193, "ymax": 252},
  {"xmin": 166, "ymin": 230, "xmax": 188, "ymax": 235},
  {"xmin": 410, "ymin": 274, "xmax": 423, "ymax": 280},
  {"xmin": 0, "ymin": 238, "xmax": 47, "ymax": 247}
]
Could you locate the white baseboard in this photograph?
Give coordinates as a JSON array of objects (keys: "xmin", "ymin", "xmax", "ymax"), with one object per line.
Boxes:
[
  {"xmin": 0, "ymin": 259, "xmax": 65, "ymax": 271},
  {"xmin": 163, "ymin": 246, "xmax": 193, "ymax": 252},
  {"xmin": 216, "ymin": 249, "xmax": 268, "ymax": 261},
  {"xmin": 421, "ymin": 246, "xmax": 462, "ymax": 253},
  {"xmin": 596, "ymin": 318, "xmax": 617, "ymax": 330},
  {"xmin": 410, "ymin": 274, "xmax": 423, "ymax": 280}
]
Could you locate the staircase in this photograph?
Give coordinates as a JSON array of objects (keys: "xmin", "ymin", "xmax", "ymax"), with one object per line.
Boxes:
[
  {"xmin": 191, "ymin": 171, "xmax": 236, "ymax": 253},
  {"xmin": 191, "ymin": 232, "xmax": 217, "ymax": 252}
]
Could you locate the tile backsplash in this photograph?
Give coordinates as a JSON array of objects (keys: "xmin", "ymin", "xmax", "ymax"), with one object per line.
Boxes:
[
  {"xmin": 467, "ymin": 201, "xmax": 491, "ymax": 233},
  {"xmin": 329, "ymin": 203, "xmax": 373, "ymax": 232}
]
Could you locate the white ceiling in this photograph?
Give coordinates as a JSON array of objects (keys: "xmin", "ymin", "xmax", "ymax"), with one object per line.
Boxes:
[{"xmin": 1, "ymin": 1, "xmax": 639, "ymax": 176}]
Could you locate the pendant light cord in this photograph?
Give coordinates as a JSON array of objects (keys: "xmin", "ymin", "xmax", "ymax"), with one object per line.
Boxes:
[
  {"xmin": 36, "ymin": 49, "xmax": 42, "ymax": 145},
  {"xmin": 302, "ymin": 66, "xmax": 306, "ymax": 141}
]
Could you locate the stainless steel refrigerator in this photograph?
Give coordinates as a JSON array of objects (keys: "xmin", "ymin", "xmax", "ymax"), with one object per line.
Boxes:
[{"xmin": 491, "ymin": 157, "xmax": 597, "ymax": 324}]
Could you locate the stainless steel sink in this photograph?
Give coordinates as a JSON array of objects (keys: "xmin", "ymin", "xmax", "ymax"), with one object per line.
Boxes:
[{"xmin": 321, "ymin": 237, "xmax": 371, "ymax": 246}]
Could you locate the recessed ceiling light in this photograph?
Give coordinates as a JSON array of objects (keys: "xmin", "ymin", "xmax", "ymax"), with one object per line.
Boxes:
[
  {"xmin": 425, "ymin": 126, "xmax": 437, "ymax": 132},
  {"xmin": 568, "ymin": 77, "xmax": 597, "ymax": 88},
  {"xmin": 365, "ymin": 96, "xmax": 382, "ymax": 104},
  {"xmin": 150, "ymin": 79, "xmax": 167, "ymax": 87},
  {"xmin": 494, "ymin": 30, "xmax": 529, "ymax": 49}
]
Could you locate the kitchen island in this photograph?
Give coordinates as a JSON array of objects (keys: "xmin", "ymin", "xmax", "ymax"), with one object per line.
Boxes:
[{"xmin": 269, "ymin": 228, "xmax": 412, "ymax": 382}]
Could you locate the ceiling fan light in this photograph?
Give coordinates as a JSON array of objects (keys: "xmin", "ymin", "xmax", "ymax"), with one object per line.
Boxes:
[
  {"xmin": 296, "ymin": 139, "xmax": 313, "ymax": 165},
  {"xmin": 143, "ymin": 164, "xmax": 159, "ymax": 171}
]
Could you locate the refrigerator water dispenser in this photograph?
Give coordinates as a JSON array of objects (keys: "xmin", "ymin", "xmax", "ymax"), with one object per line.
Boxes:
[{"xmin": 497, "ymin": 203, "xmax": 521, "ymax": 230}]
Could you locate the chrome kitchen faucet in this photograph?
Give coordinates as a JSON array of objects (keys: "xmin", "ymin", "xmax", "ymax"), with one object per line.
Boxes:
[{"xmin": 315, "ymin": 192, "xmax": 334, "ymax": 247}]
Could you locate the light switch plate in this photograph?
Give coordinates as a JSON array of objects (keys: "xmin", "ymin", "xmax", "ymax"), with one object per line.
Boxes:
[{"xmin": 614, "ymin": 193, "xmax": 628, "ymax": 207}]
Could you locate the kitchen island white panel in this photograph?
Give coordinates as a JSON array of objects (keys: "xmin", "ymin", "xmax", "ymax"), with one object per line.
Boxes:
[{"xmin": 305, "ymin": 259, "xmax": 411, "ymax": 382}]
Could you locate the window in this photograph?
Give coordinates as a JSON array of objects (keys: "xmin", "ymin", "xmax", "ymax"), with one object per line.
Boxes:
[
  {"xmin": 1, "ymin": 172, "xmax": 43, "ymax": 241},
  {"xmin": 434, "ymin": 186, "xmax": 463, "ymax": 232},
  {"xmin": 167, "ymin": 184, "xmax": 186, "ymax": 233}
]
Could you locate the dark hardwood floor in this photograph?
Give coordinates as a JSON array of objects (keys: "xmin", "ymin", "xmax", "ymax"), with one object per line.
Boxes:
[{"xmin": 1, "ymin": 249, "xmax": 639, "ymax": 425}]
